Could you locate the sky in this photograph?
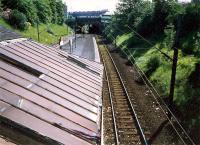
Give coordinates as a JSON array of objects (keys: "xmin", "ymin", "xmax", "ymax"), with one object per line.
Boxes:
[{"xmin": 63, "ymin": 0, "xmax": 119, "ymax": 12}]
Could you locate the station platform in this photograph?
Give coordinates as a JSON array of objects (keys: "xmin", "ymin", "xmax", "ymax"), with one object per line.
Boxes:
[{"xmin": 61, "ymin": 34, "xmax": 101, "ymax": 63}]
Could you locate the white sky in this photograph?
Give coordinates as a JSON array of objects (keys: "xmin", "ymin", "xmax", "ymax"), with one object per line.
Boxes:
[{"xmin": 63, "ymin": 0, "xmax": 118, "ymax": 12}]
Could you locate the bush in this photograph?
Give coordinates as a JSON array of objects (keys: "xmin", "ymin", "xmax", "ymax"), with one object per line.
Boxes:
[
  {"xmin": 9, "ymin": 9, "xmax": 28, "ymax": 30},
  {"xmin": 182, "ymin": 32, "xmax": 200, "ymax": 55},
  {"xmin": 145, "ymin": 55, "xmax": 161, "ymax": 77}
]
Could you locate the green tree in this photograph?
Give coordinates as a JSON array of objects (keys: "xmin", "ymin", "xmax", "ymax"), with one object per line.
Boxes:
[
  {"xmin": 49, "ymin": 0, "xmax": 57, "ymax": 23},
  {"xmin": 2, "ymin": 0, "xmax": 37, "ymax": 24},
  {"xmin": 33, "ymin": 0, "xmax": 52, "ymax": 23},
  {"xmin": 9, "ymin": 9, "xmax": 28, "ymax": 30},
  {"xmin": 115, "ymin": 0, "xmax": 137, "ymax": 28},
  {"xmin": 151, "ymin": 0, "xmax": 171, "ymax": 34},
  {"xmin": 55, "ymin": 0, "xmax": 64, "ymax": 25}
]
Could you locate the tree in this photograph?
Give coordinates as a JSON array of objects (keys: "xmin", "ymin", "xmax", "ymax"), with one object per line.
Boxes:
[
  {"xmin": 2, "ymin": 0, "xmax": 66, "ymax": 25},
  {"xmin": 2, "ymin": 0, "xmax": 37, "ymax": 24},
  {"xmin": 49, "ymin": 0, "xmax": 57, "ymax": 23},
  {"xmin": 33, "ymin": 0, "xmax": 52, "ymax": 23},
  {"xmin": 9, "ymin": 9, "xmax": 28, "ymax": 30},
  {"xmin": 56, "ymin": 0, "xmax": 64, "ymax": 25},
  {"xmin": 151, "ymin": 0, "xmax": 170, "ymax": 34},
  {"xmin": 115, "ymin": 0, "xmax": 136, "ymax": 28}
]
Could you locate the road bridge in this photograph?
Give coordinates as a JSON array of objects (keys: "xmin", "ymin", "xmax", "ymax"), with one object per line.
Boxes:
[{"xmin": 66, "ymin": 10, "xmax": 111, "ymax": 34}]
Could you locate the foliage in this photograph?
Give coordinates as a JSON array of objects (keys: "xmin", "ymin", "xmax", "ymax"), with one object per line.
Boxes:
[
  {"xmin": 194, "ymin": 32, "xmax": 200, "ymax": 53},
  {"xmin": 9, "ymin": 9, "xmax": 28, "ymax": 30},
  {"xmin": 136, "ymin": 11, "xmax": 154, "ymax": 37},
  {"xmin": 151, "ymin": 0, "xmax": 171, "ymax": 34},
  {"xmin": 137, "ymin": 48, "xmax": 160, "ymax": 75},
  {"xmin": 162, "ymin": 23, "xmax": 176, "ymax": 49},
  {"xmin": 56, "ymin": 0, "xmax": 65, "ymax": 25},
  {"xmin": 180, "ymin": 3, "xmax": 200, "ymax": 36},
  {"xmin": 1, "ymin": 0, "xmax": 66, "ymax": 25},
  {"xmin": 0, "ymin": 18, "xmax": 71, "ymax": 45},
  {"xmin": 116, "ymin": 33, "xmax": 132, "ymax": 47},
  {"xmin": 182, "ymin": 32, "xmax": 200, "ymax": 55},
  {"xmin": 174, "ymin": 56, "xmax": 198, "ymax": 105},
  {"xmin": 21, "ymin": 23, "xmax": 71, "ymax": 44},
  {"xmin": 2, "ymin": 0, "xmax": 37, "ymax": 24},
  {"xmin": 104, "ymin": 0, "xmax": 200, "ymax": 137},
  {"xmin": 145, "ymin": 55, "xmax": 161, "ymax": 77},
  {"xmin": 49, "ymin": 0, "xmax": 58, "ymax": 23},
  {"xmin": 166, "ymin": 1, "xmax": 184, "ymax": 23},
  {"xmin": 33, "ymin": 0, "xmax": 52, "ymax": 23}
]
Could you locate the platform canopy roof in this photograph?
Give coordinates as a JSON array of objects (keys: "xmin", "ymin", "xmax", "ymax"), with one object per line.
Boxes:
[{"xmin": 0, "ymin": 38, "xmax": 103, "ymax": 145}]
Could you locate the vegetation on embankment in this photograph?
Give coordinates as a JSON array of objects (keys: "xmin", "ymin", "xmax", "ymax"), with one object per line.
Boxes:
[
  {"xmin": 104, "ymin": 0, "xmax": 200, "ymax": 142},
  {"xmin": 0, "ymin": 18, "xmax": 71, "ymax": 45},
  {"xmin": 0, "ymin": 0, "xmax": 71, "ymax": 45}
]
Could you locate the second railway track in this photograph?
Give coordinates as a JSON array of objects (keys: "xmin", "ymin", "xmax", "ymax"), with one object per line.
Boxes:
[{"xmin": 99, "ymin": 39, "xmax": 148, "ymax": 145}]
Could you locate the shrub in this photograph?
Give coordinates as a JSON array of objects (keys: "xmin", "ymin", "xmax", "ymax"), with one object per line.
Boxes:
[
  {"xmin": 145, "ymin": 55, "xmax": 161, "ymax": 77},
  {"xmin": 9, "ymin": 9, "xmax": 28, "ymax": 30},
  {"xmin": 182, "ymin": 32, "xmax": 200, "ymax": 55}
]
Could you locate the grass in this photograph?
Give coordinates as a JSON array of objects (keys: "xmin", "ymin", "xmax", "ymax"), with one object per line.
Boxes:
[
  {"xmin": 0, "ymin": 18, "xmax": 71, "ymax": 45},
  {"xmin": 115, "ymin": 32, "xmax": 200, "ymax": 107},
  {"xmin": 114, "ymin": 33, "xmax": 200, "ymax": 135},
  {"xmin": 116, "ymin": 33, "xmax": 132, "ymax": 47},
  {"xmin": 0, "ymin": 18, "xmax": 12, "ymax": 29}
]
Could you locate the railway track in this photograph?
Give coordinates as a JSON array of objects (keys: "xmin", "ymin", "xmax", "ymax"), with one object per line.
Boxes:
[{"xmin": 99, "ymin": 40, "xmax": 148, "ymax": 145}]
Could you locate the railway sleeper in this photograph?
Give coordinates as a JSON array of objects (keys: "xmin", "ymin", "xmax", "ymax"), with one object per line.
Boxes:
[
  {"xmin": 118, "ymin": 125, "xmax": 136, "ymax": 129},
  {"xmin": 111, "ymin": 90, "xmax": 124, "ymax": 92},
  {"xmin": 120, "ymin": 137, "xmax": 141, "ymax": 143},
  {"xmin": 119, "ymin": 130, "xmax": 138, "ymax": 135},
  {"xmin": 117, "ymin": 98, "xmax": 127, "ymax": 101},
  {"xmin": 114, "ymin": 104, "xmax": 129, "ymax": 108}
]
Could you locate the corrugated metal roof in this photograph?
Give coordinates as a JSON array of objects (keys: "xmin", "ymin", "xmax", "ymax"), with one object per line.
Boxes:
[{"xmin": 0, "ymin": 38, "xmax": 103, "ymax": 145}]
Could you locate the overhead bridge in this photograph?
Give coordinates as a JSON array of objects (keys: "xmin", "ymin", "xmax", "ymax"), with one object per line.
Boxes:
[{"xmin": 67, "ymin": 10, "xmax": 111, "ymax": 34}]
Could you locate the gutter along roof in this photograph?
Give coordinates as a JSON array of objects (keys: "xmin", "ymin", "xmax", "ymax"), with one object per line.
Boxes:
[{"xmin": 0, "ymin": 38, "xmax": 103, "ymax": 145}]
